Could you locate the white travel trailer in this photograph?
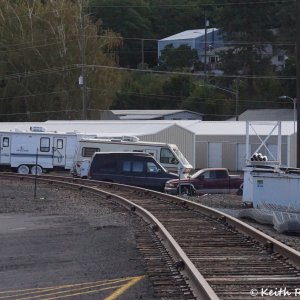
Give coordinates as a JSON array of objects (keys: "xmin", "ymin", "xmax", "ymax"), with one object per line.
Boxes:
[
  {"xmin": 72, "ymin": 136, "xmax": 193, "ymax": 178},
  {"xmin": 0, "ymin": 127, "xmax": 95, "ymax": 175}
]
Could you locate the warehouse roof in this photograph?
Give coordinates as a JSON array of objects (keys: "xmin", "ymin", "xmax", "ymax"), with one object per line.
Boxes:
[
  {"xmin": 159, "ymin": 29, "xmax": 218, "ymax": 41},
  {"xmin": 0, "ymin": 120, "xmax": 295, "ymax": 137},
  {"xmin": 111, "ymin": 110, "xmax": 203, "ymax": 120},
  {"xmin": 184, "ymin": 121, "xmax": 296, "ymax": 136},
  {"xmin": 0, "ymin": 120, "xmax": 198, "ymax": 136},
  {"xmin": 235, "ymin": 109, "xmax": 295, "ymax": 121}
]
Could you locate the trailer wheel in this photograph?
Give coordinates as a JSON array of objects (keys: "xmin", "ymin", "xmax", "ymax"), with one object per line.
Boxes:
[
  {"xmin": 17, "ymin": 165, "xmax": 30, "ymax": 174},
  {"xmin": 31, "ymin": 165, "xmax": 43, "ymax": 176}
]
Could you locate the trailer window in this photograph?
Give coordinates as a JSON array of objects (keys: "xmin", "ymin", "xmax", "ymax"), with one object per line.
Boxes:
[
  {"xmin": 2, "ymin": 137, "xmax": 9, "ymax": 147},
  {"xmin": 82, "ymin": 147, "xmax": 100, "ymax": 157},
  {"xmin": 57, "ymin": 139, "xmax": 63, "ymax": 149},
  {"xmin": 160, "ymin": 148, "xmax": 178, "ymax": 164},
  {"xmin": 40, "ymin": 137, "xmax": 50, "ymax": 152}
]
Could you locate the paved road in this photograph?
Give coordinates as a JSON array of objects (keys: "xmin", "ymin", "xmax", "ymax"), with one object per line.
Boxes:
[{"xmin": 0, "ymin": 179, "xmax": 157, "ymax": 300}]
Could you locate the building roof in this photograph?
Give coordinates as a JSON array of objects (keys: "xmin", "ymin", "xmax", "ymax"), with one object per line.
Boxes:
[
  {"xmin": 184, "ymin": 120, "xmax": 295, "ymax": 136},
  {"xmin": 159, "ymin": 28, "xmax": 219, "ymax": 41},
  {"xmin": 111, "ymin": 110, "xmax": 203, "ymax": 116},
  {"xmin": 111, "ymin": 110, "xmax": 203, "ymax": 120},
  {"xmin": 0, "ymin": 120, "xmax": 198, "ymax": 137},
  {"xmin": 236, "ymin": 109, "xmax": 295, "ymax": 121},
  {"xmin": 0, "ymin": 120, "xmax": 295, "ymax": 137}
]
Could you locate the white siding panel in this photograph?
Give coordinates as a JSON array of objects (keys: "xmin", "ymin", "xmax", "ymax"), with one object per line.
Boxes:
[
  {"xmin": 237, "ymin": 143, "xmax": 246, "ymax": 170},
  {"xmin": 208, "ymin": 143, "xmax": 222, "ymax": 167}
]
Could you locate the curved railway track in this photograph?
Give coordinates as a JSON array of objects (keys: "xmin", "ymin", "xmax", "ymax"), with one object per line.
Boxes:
[{"xmin": 1, "ymin": 172, "xmax": 300, "ymax": 300}]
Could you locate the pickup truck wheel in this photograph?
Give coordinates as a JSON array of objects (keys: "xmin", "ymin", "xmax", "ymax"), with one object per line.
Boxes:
[
  {"xmin": 236, "ymin": 183, "xmax": 243, "ymax": 196},
  {"xmin": 17, "ymin": 165, "xmax": 30, "ymax": 174},
  {"xmin": 177, "ymin": 185, "xmax": 195, "ymax": 196}
]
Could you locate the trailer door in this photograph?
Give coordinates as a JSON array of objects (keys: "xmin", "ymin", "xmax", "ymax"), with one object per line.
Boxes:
[
  {"xmin": 53, "ymin": 137, "xmax": 66, "ymax": 166},
  {"xmin": 0, "ymin": 135, "xmax": 11, "ymax": 164}
]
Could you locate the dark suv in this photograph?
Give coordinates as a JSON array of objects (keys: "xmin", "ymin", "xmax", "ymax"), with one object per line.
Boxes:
[{"xmin": 89, "ymin": 152, "xmax": 178, "ymax": 192}]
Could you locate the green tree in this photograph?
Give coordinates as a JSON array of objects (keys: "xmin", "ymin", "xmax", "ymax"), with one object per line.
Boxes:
[
  {"xmin": 158, "ymin": 44, "xmax": 198, "ymax": 71},
  {"xmin": 0, "ymin": 0, "xmax": 122, "ymax": 121}
]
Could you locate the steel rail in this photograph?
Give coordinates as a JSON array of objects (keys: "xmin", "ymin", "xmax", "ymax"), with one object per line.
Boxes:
[{"xmin": 0, "ymin": 173, "xmax": 218, "ymax": 300}]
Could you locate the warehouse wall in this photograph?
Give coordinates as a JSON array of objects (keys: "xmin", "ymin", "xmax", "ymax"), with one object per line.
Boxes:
[{"xmin": 139, "ymin": 124, "xmax": 196, "ymax": 168}]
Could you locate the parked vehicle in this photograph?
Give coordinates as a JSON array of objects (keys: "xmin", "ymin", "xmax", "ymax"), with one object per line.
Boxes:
[
  {"xmin": 89, "ymin": 152, "xmax": 178, "ymax": 192},
  {"xmin": 0, "ymin": 127, "xmax": 95, "ymax": 174},
  {"xmin": 164, "ymin": 168, "xmax": 243, "ymax": 195},
  {"xmin": 72, "ymin": 136, "xmax": 193, "ymax": 178}
]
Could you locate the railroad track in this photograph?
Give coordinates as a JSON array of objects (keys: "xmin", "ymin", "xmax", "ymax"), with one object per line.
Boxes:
[{"xmin": 1, "ymin": 172, "xmax": 300, "ymax": 300}]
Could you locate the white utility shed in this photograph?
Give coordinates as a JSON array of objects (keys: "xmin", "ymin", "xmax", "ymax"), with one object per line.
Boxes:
[{"xmin": 183, "ymin": 121, "xmax": 296, "ymax": 170}]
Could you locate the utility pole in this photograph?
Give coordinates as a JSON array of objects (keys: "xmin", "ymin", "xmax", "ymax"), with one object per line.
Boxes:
[
  {"xmin": 80, "ymin": 0, "xmax": 87, "ymax": 120},
  {"xmin": 141, "ymin": 39, "xmax": 144, "ymax": 68},
  {"xmin": 297, "ymin": 0, "xmax": 300, "ymax": 167},
  {"xmin": 235, "ymin": 78, "xmax": 240, "ymax": 121},
  {"xmin": 204, "ymin": 12, "xmax": 209, "ymax": 79}
]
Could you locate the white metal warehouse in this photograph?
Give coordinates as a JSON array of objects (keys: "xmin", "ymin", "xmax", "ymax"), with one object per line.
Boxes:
[{"xmin": 0, "ymin": 120, "xmax": 296, "ymax": 171}]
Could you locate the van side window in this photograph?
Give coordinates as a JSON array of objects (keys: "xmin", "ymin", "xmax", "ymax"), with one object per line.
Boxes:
[
  {"xmin": 82, "ymin": 147, "xmax": 100, "ymax": 157},
  {"xmin": 2, "ymin": 137, "xmax": 9, "ymax": 147},
  {"xmin": 40, "ymin": 137, "xmax": 50, "ymax": 152},
  {"xmin": 147, "ymin": 162, "xmax": 160, "ymax": 173},
  {"xmin": 122, "ymin": 161, "xmax": 143, "ymax": 173},
  {"xmin": 160, "ymin": 148, "xmax": 178, "ymax": 164},
  {"xmin": 132, "ymin": 161, "xmax": 143, "ymax": 172},
  {"xmin": 98, "ymin": 158, "xmax": 117, "ymax": 173},
  {"xmin": 123, "ymin": 161, "xmax": 131, "ymax": 172}
]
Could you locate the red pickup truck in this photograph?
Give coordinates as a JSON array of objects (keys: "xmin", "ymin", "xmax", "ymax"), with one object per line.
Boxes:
[{"xmin": 164, "ymin": 168, "xmax": 243, "ymax": 196}]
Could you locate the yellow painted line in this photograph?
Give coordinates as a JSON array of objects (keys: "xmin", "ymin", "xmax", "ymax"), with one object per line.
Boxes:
[
  {"xmin": 41, "ymin": 285, "xmax": 124, "ymax": 300},
  {"xmin": 0, "ymin": 277, "xmax": 135, "ymax": 298},
  {"xmin": 9, "ymin": 280, "xmax": 132, "ymax": 300},
  {"xmin": 104, "ymin": 275, "xmax": 145, "ymax": 300}
]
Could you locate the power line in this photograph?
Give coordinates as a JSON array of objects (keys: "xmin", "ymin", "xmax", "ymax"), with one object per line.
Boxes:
[
  {"xmin": 115, "ymin": 91, "xmax": 287, "ymax": 105},
  {"xmin": 0, "ymin": 87, "xmax": 288, "ymax": 106},
  {"xmin": 0, "ymin": 109, "xmax": 79, "ymax": 117},
  {"xmin": 0, "ymin": 62, "xmax": 296, "ymax": 83},
  {"xmin": 0, "ymin": 90, "xmax": 69, "ymax": 101},
  {"xmin": 87, "ymin": 0, "xmax": 294, "ymax": 8},
  {"xmin": 86, "ymin": 64, "xmax": 297, "ymax": 80}
]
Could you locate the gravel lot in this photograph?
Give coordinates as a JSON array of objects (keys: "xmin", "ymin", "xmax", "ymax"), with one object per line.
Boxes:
[
  {"xmin": 0, "ymin": 178, "xmax": 157, "ymax": 299},
  {"xmin": 187, "ymin": 193, "xmax": 300, "ymax": 252}
]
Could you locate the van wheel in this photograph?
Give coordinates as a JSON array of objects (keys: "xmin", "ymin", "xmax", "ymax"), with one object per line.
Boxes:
[
  {"xmin": 31, "ymin": 165, "xmax": 43, "ymax": 176},
  {"xmin": 17, "ymin": 165, "xmax": 30, "ymax": 174}
]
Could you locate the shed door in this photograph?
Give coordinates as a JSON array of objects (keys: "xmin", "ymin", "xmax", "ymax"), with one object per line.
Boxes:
[
  {"xmin": 237, "ymin": 143, "xmax": 246, "ymax": 171},
  {"xmin": 0, "ymin": 135, "xmax": 11, "ymax": 164},
  {"xmin": 53, "ymin": 137, "xmax": 66, "ymax": 166},
  {"xmin": 208, "ymin": 143, "xmax": 222, "ymax": 168}
]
